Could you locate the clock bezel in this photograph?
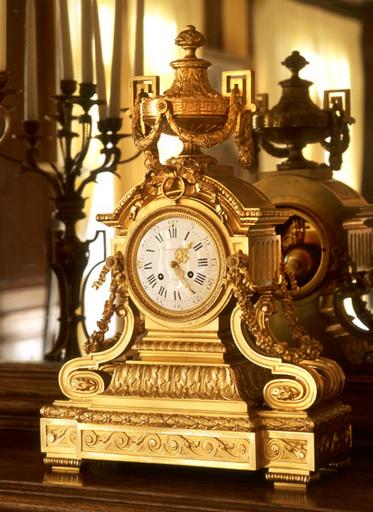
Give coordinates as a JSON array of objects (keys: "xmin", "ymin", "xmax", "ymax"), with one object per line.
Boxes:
[{"xmin": 125, "ymin": 205, "xmax": 227, "ymax": 323}]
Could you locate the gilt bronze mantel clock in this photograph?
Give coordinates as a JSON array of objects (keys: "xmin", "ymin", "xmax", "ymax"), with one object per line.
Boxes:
[
  {"xmin": 41, "ymin": 27, "xmax": 351, "ymax": 488},
  {"xmin": 254, "ymin": 51, "xmax": 373, "ymax": 370}
]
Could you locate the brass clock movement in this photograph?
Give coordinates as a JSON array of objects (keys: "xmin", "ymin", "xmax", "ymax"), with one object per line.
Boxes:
[
  {"xmin": 41, "ymin": 27, "xmax": 351, "ymax": 488},
  {"xmin": 254, "ymin": 51, "xmax": 373, "ymax": 370}
]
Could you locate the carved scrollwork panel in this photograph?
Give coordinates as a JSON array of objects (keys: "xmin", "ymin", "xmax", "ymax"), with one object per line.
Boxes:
[
  {"xmin": 258, "ymin": 415, "xmax": 314, "ymax": 432},
  {"xmin": 81, "ymin": 429, "xmax": 252, "ymax": 464},
  {"xmin": 45, "ymin": 425, "xmax": 76, "ymax": 449},
  {"xmin": 263, "ymin": 438, "xmax": 309, "ymax": 466}
]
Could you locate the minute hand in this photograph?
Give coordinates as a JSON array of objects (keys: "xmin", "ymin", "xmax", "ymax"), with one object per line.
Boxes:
[{"xmin": 170, "ymin": 260, "xmax": 195, "ymax": 293}]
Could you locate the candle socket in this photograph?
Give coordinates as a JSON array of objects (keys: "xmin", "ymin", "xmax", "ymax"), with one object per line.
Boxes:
[
  {"xmin": 98, "ymin": 117, "xmax": 122, "ymax": 134},
  {"xmin": 61, "ymin": 79, "xmax": 77, "ymax": 96},
  {"xmin": 23, "ymin": 119, "xmax": 40, "ymax": 147},
  {"xmin": 79, "ymin": 82, "xmax": 96, "ymax": 99},
  {"xmin": 97, "ymin": 117, "xmax": 125, "ymax": 149}
]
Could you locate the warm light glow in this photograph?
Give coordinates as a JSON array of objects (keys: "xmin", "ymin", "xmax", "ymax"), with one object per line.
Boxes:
[
  {"xmin": 158, "ymin": 134, "xmax": 183, "ymax": 163},
  {"xmin": 81, "ymin": 1, "xmax": 115, "ymax": 341},
  {"xmin": 66, "ymin": 1, "xmax": 116, "ymax": 344},
  {"xmin": 83, "ymin": 222, "xmax": 116, "ymax": 339},
  {"xmin": 343, "ymin": 297, "xmax": 370, "ymax": 332},
  {"xmin": 144, "ymin": 16, "xmax": 177, "ymax": 78},
  {"xmin": 143, "ymin": 16, "xmax": 181, "ymax": 162},
  {"xmin": 99, "ymin": 3, "xmax": 115, "ymax": 71}
]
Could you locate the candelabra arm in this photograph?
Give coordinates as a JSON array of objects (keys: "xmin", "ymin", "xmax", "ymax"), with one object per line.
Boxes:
[
  {"xmin": 21, "ymin": 157, "xmax": 64, "ymax": 198},
  {"xmin": 56, "ymin": 102, "xmax": 77, "ymax": 170},
  {"xmin": 71, "ymin": 117, "xmax": 93, "ymax": 176},
  {"xmin": 76, "ymin": 146, "xmax": 121, "ymax": 196},
  {"xmin": 15, "ymin": 121, "xmax": 65, "ymax": 197},
  {"xmin": 0, "ymin": 150, "xmax": 23, "ymax": 164},
  {"xmin": 47, "ymin": 160, "xmax": 65, "ymax": 183}
]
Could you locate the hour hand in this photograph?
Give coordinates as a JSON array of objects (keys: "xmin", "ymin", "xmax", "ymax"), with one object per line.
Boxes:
[
  {"xmin": 170, "ymin": 260, "xmax": 195, "ymax": 293},
  {"xmin": 174, "ymin": 243, "xmax": 192, "ymax": 264}
]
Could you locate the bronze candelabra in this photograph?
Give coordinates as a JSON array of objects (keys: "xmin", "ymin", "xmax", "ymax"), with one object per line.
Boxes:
[{"xmin": 1, "ymin": 77, "xmax": 139, "ymax": 361}]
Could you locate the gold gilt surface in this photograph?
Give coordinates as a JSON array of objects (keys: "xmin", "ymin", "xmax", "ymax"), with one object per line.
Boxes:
[
  {"xmin": 80, "ymin": 429, "xmax": 252, "ymax": 464},
  {"xmin": 41, "ymin": 25, "xmax": 351, "ymax": 488},
  {"xmin": 105, "ymin": 361, "xmax": 266, "ymax": 402}
]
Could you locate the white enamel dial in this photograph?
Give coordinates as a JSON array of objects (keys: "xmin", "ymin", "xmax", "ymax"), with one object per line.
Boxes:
[{"xmin": 127, "ymin": 209, "xmax": 225, "ymax": 320}]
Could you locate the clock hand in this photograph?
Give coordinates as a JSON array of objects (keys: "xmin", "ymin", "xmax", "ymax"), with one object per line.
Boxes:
[
  {"xmin": 170, "ymin": 260, "xmax": 195, "ymax": 293},
  {"xmin": 174, "ymin": 242, "xmax": 192, "ymax": 264}
]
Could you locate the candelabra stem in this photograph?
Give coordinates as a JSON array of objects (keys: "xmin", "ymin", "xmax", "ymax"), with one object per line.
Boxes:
[
  {"xmin": 45, "ymin": 217, "xmax": 89, "ymax": 361},
  {"xmin": 44, "ymin": 211, "xmax": 88, "ymax": 361}
]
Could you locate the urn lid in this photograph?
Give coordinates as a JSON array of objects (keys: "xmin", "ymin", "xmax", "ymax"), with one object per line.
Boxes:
[{"xmin": 141, "ymin": 25, "xmax": 228, "ymax": 136}]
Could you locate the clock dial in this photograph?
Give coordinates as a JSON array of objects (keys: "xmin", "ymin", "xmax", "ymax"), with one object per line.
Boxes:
[{"xmin": 126, "ymin": 209, "xmax": 226, "ymax": 321}]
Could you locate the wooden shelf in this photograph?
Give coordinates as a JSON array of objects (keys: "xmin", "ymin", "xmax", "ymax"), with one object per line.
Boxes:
[{"xmin": 0, "ymin": 362, "xmax": 62, "ymax": 431}]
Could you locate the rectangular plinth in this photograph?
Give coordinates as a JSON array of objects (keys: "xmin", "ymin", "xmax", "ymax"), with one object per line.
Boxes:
[{"xmin": 41, "ymin": 415, "xmax": 257, "ymax": 471}]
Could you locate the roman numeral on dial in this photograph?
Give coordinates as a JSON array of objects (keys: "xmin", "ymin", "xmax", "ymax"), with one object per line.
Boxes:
[
  {"xmin": 168, "ymin": 226, "xmax": 177, "ymax": 238},
  {"xmin": 147, "ymin": 274, "xmax": 157, "ymax": 287},
  {"xmin": 158, "ymin": 286, "xmax": 167, "ymax": 298},
  {"xmin": 194, "ymin": 273, "xmax": 206, "ymax": 285},
  {"xmin": 173, "ymin": 290, "xmax": 181, "ymax": 301},
  {"xmin": 197, "ymin": 258, "xmax": 208, "ymax": 267}
]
